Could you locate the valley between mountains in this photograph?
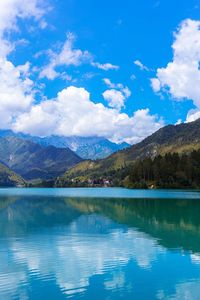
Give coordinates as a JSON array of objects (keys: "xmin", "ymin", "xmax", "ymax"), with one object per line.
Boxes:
[{"xmin": 1, "ymin": 118, "xmax": 200, "ymax": 188}]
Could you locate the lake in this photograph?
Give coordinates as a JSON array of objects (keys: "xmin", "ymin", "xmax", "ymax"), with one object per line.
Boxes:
[{"xmin": 0, "ymin": 188, "xmax": 200, "ymax": 300}]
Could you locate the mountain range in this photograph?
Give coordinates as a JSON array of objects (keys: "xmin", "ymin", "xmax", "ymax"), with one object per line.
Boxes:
[
  {"xmin": 0, "ymin": 136, "xmax": 82, "ymax": 180},
  {"xmin": 58, "ymin": 118, "xmax": 200, "ymax": 185},
  {"xmin": 1, "ymin": 118, "xmax": 200, "ymax": 187},
  {"xmin": 31, "ymin": 136, "xmax": 129, "ymax": 159},
  {"xmin": 0, "ymin": 130, "xmax": 129, "ymax": 160}
]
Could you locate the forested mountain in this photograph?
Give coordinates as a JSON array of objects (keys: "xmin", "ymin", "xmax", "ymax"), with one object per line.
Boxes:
[
  {"xmin": 0, "ymin": 163, "xmax": 25, "ymax": 187},
  {"xmin": 57, "ymin": 118, "xmax": 200, "ymax": 187},
  {"xmin": 0, "ymin": 130, "xmax": 129, "ymax": 159},
  {"xmin": 0, "ymin": 136, "xmax": 82, "ymax": 180},
  {"xmin": 1, "ymin": 118, "xmax": 200, "ymax": 187},
  {"xmin": 124, "ymin": 151, "xmax": 200, "ymax": 188}
]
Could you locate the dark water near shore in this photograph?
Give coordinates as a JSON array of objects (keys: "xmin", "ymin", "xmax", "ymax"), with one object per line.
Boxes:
[{"xmin": 0, "ymin": 188, "xmax": 200, "ymax": 299}]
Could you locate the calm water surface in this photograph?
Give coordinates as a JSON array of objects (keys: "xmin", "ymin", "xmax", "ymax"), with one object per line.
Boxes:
[{"xmin": 0, "ymin": 188, "xmax": 200, "ymax": 299}]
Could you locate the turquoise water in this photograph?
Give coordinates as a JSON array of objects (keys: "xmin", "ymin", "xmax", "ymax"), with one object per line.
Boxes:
[
  {"xmin": 0, "ymin": 189, "xmax": 200, "ymax": 299},
  {"xmin": 1, "ymin": 187, "xmax": 200, "ymax": 198}
]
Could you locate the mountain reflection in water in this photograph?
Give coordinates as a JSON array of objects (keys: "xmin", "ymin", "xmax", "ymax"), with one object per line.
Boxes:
[{"xmin": 0, "ymin": 191, "xmax": 200, "ymax": 300}]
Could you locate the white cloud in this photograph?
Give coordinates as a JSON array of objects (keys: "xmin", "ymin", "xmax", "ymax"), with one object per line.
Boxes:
[
  {"xmin": 186, "ymin": 109, "xmax": 200, "ymax": 123},
  {"xmin": 16, "ymin": 61, "xmax": 31, "ymax": 76},
  {"xmin": 0, "ymin": 58, "xmax": 33, "ymax": 128},
  {"xmin": 103, "ymin": 89, "xmax": 126, "ymax": 110},
  {"xmin": 0, "ymin": 0, "xmax": 46, "ymax": 34},
  {"xmin": 123, "ymin": 86, "xmax": 131, "ymax": 98},
  {"xmin": 175, "ymin": 119, "xmax": 182, "ymax": 125},
  {"xmin": 40, "ymin": 64, "xmax": 59, "ymax": 80},
  {"xmin": 13, "ymin": 86, "xmax": 163, "ymax": 144},
  {"xmin": 151, "ymin": 78, "xmax": 160, "ymax": 92},
  {"xmin": 92, "ymin": 62, "xmax": 119, "ymax": 71},
  {"xmin": 151, "ymin": 19, "xmax": 200, "ymax": 121},
  {"xmin": 0, "ymin": 0, "xmax": 47, "ymax": 56},
  {"xmin": 0, "ymin": 1, "xmax": 164, "ymax": 144},
  {"xmin": 40, "ymin": 32, "xmax": 92, "ymax": 80},
  {"xmin": 0, "ymin": 58, "xmax": 34, "ymax": 129},
  {"xmin": 0, "ymin": 0, "xmax": 46, "ymax": 128},
  {"xmin": 103, "ymin": 78, "xmax": 123, "ymax": 89},
  {"xmin": 102, "ymin": 79, "xmax": 131, "ymax": 110},
  {"xmin": 39, "ymin": 34, "xmax": 119, "ymax": 79},
  {"xmin": 134, "ymin": 60, "xmax": 149, "ymax": 71}
]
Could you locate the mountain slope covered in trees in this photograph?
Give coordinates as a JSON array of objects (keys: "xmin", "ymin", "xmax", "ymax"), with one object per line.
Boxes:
[
  {"xmin": 57, "ymin": 118, "xmax": 200, "ymax": 186},
  {"xmin": 124, "ymin": 151, "xmax": 200, "ymax": 188},
  {"xmin": 0, "ymin": 136, "xmax": 82, "ymax": 180},
  {"xmin": 0, "ymin": 163, "xmax": 26, "ymax": 187}
]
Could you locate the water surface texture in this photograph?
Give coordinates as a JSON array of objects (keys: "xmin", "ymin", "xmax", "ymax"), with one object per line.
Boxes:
[{"xmin": 0, "ymin": 188, "xmax": 200, "ymax": 299}]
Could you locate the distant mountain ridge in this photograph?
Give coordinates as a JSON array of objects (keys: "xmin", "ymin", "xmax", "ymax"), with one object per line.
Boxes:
[
  {"xmin": 58, "ymin": 118, "xmax": 200, "ymax": 184},
  {"xmin": 0, "ymin": 130, "xmax": 129, "ymax": 159},
  {"xmin": 0, "ymin": 136, "xmax": 82, "ymax": 180}
]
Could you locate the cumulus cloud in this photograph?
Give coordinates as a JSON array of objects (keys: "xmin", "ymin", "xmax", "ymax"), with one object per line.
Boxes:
[
  {"xmin": 0, "ymin": 1, "xmax": 163, "ymax": 144},
  {"xmin": 102, "ymin": 89, "xmax": 127, "ymax": 110},
  {"xmin": 151, "ymin": 19, "xmax": 200, "ymax": 123},
  {"xmin": 91, "ymin": 62, "xmax": 119, "ymax": 71},
  {"xmin": 186, "ymin": 109, "xmax": 200, "ymax": 123},
  {"xmin": 151, "ymin": 78, "xmax": 161, "ymax": 92},
  {"xmin": 0, "ymin": 0, "xmax": 47, "ymax": 128},
  {"xmin": 13, "ymin": 86, "xmax": 163, "ymax": 144},
  {"xmin": 0, "ymin": 58, "xmax": 34, "ymax": 127},
  {"xmin": 134, "ymin": 60, "xmax": 149, "ymax": 71},
  {"xmin": 102, "ymin": 79, "xmax": 131, "ymax": 110},
  {"xmin": 40, "ymin": 32, "xmax": 92, "ymax": 80}
]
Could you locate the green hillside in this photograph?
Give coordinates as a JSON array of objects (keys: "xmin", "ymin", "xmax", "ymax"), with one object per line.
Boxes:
[
  {"xmin": 57, "ymin": 118, "xmax": 200, "ymax": 186},
  {"xmin": 0, "ymin": 163, "xmax": 26, "ymax": 187}
]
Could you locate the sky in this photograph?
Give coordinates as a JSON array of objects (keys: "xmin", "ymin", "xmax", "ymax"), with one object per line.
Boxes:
[{"xmin": 0, "ymin": 0, "xmax": 200, "ymax": 144}]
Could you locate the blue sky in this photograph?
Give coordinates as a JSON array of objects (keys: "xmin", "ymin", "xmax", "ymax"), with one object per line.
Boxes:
[{"xmin": 0, "ymin": 0, "xmax": 200, "ymax": 143}]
